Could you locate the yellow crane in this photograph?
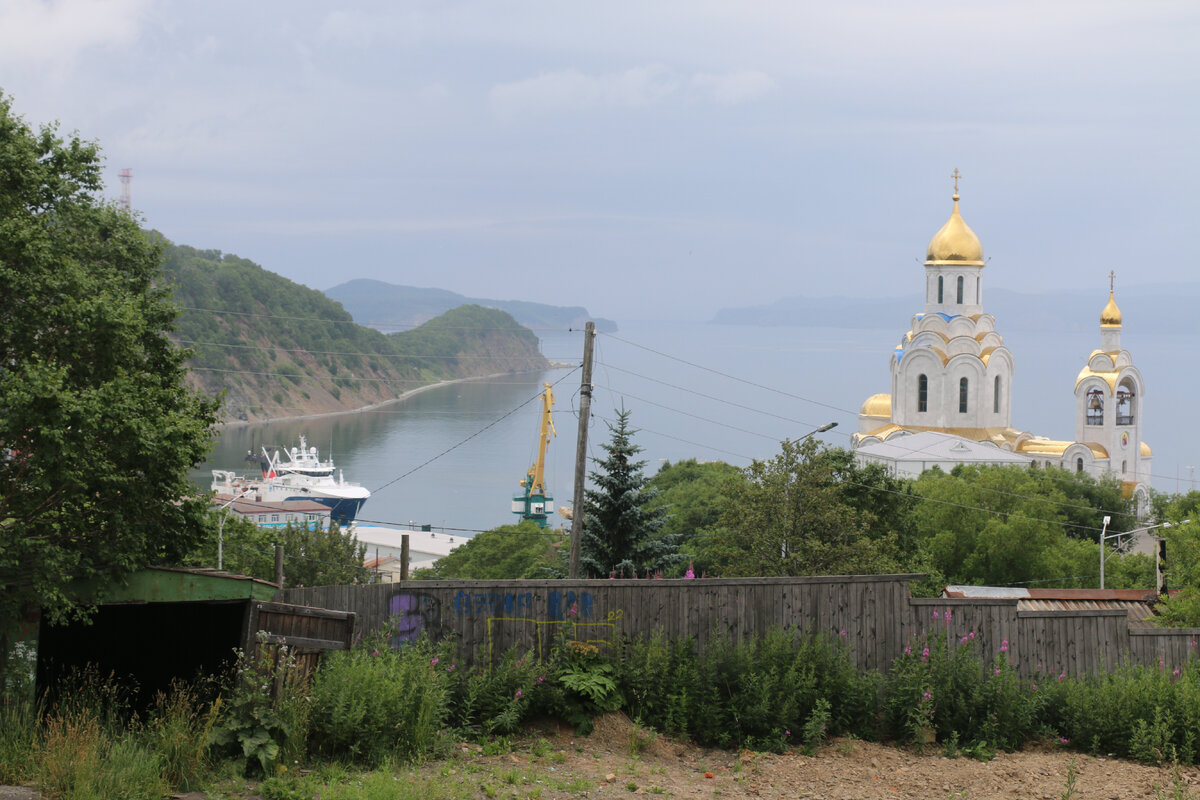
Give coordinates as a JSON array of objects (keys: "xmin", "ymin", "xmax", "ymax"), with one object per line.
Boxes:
[{"xmin": 511, "ymin": 383, "xmax": 556, "ymax": 526}]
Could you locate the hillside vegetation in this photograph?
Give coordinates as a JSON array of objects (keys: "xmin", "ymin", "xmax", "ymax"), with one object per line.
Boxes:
[
  {"xmin": 161, "ymin": 243, "xmax": 549, "ymax": 423},
  {"xmin": 325, "ymin": 278, "xmax": 618, "ymax": 332}
]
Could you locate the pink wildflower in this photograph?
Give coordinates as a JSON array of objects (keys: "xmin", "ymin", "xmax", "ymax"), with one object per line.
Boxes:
[
  {"xmin": 1031, "ymin": 683, "xmax": 1038, "ymax": 691},
  {"xmin": 921, "ymin": 646, "xmax": 930, "ymax": 663},
  {"xmin": 784, "ymin": 729, "xmax": 791, "ymax": 737},
  {"xmin": 960, "ymin": 634, "xmax": 969, "ymax": 644},
  {"xmin": 1060, "ymin": 737, "xmax": 1070, "ymax": 745},
  {"xmin": 994, "ymin": 668, "xmax": 1001, "ymax": 675},
  {"xmin": 685, "ymin": 561, "xmax": 695, "ymax": 580},
  {"xmin": 904, "ymin": 643, "xmax": 912, "ymax": 655},
  {"xmin": 371, "ymin": 650, "xmax": 381, "ymax": 657},
  {"xmin": 1058, "ymin": 672, "xmax": 1066, "ymax": 681},
  {"xmin": 431, "ymin": 657, "xmax": 439, "ymax": 666},
  {"xmin": 840, "ymin": 629, "xmax": 847, "ymax": 637},
  {"xmin": 932, "ymin": 610, "xmax": 940, "ymax": 620},
  {"xmin": 945, "ymin": 609, "xmax": 953, "ymax": 624},
  {"xmin": 1173, "ymin": 668, "xmax": 1181, "ymax": 677},
  {"xmin": 922, "ymin": 691, "xmax": 932, "ymax": 702},
  {"xmin": 568, "ymin": 603, "xmax": 578, "ymax": 618},
  {"xmin": 537, "ymin": 675, "xmax": 545, "ymax": 683},
  {"xmin": 968, "ymin": 631, "xmax": 975, "ymax": 640},
  {"xmin": 448, "ymin": 663, "xmax": 456, "ymax": 672},
  {"xmin": 1000, "ymin": 639, "xmax": 1008, "ymax": 652},
  {"xmin": 515, "ymin": 689, "xmax": 523, "ymax": 699}
]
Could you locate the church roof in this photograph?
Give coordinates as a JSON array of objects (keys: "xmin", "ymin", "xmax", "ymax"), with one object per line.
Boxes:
[
  {"xmin": 855, "ymin": 431, "xmax": 1030, "ymax": 465},
  {"xmin": 925, "ymin": 193, "xmax": 984, "ymax": 266},
  {"xmin": 860, "ymin": 393, "xmax": 891, "ymax": 418},
  {"xmin": 1101, "ymin": 289, "xmax": 1123, "ymax": 328}
]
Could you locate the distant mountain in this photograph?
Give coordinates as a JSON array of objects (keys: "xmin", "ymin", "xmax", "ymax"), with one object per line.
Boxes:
[
  {"xmin": 325, "ymin": 279, "xmax": 618, "ymax": 333},
  {"xmin": 711, "ymin": 284, "xmax": 1200, "ymax": 334},
  {"xmin": 161, "ymin": 244, "xmax": 548, "ymax": 423}
]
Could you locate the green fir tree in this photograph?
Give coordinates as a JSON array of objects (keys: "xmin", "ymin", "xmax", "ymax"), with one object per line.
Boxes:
[{"xmin": 580, "ymin": 408, "xmax": 680, "ymax": 578}]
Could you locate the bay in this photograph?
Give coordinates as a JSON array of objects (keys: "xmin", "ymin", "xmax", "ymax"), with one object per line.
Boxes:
[{"xmin": 192, "ymin": 319, "xmax": 1199, "ymax": 536}]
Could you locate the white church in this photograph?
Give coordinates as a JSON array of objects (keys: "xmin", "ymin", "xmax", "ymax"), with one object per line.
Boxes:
[{"xmin": 852, "ymin": 174, "xmax": 1152, "ymax": 510}]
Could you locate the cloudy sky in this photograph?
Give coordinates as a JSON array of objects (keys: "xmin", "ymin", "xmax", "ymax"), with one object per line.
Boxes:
[{"xmin": 2, "ymin": 0, "xmax": 1196, "ymax": 321}]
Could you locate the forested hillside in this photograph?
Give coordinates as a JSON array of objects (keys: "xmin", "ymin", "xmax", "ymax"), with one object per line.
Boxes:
[
  {"xmin": 325, "ymin": 278, "xmax": 618, "ymax": 332},
  {"xmin": 161, "ymin": 243, "xmax": 549, "ymax": 423}
]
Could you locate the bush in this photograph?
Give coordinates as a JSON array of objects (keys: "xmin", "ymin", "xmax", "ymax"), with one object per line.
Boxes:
[
  {"xmin": 885, "ymin": 626, "xmax": 1040, "ymax": 750},
  {"xmin": 308, "ymin": 633, "xmax": 450, "ymax": 765},
  {"xmin": 613, "ymin": 627, "xmax": 877, "ymax": 752},
  {"xmin": 210, "ymin": 639, "xmax": 311, "ymax": 777}
]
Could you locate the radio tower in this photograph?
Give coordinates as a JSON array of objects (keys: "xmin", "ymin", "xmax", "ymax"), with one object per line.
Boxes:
[{"xmin": 118, "ymin": 168, "xmax": 132, "ymax": 211}]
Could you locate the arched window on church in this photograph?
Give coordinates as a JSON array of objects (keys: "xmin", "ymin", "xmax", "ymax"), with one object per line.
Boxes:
[
  {"xmin": 1116, "ymin": 382, "xmax": 1135, "ymax": 426},
  {"xmin": 956, "ymin": 276, "xmax": 964, "ymax": 304},
  {"xmin": 937, "ymin": 276, "xmax": 943, "ymax": 304},
  {"xmin": 1076, "ymin": 457, "xmax": 1084, "ymax": 473},
  {"xmin": 918, "ymin": 374, "xmax": 928, "ymax": 413},
  {"xmin": 1086, "ymin": 388, "xmax": 1104, "ymax": 426},
  {"xmin": 959, "ymin": 377, "xmax": 968, "ymax": 413},
  {"xmin": 976, "ymin": 279, "xmax": 980, "ymax": 305},
  {"xmin": 1122, "ymin": 460, "xmax": 1128, "ymax": 474},
  {"xmin": 993, "ymin": 376, "xmax": 1000, "ymax": 414}
]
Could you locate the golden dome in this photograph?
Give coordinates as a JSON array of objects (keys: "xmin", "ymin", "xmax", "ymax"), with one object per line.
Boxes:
[
  {"xmin": 860, "ymin": 393, "xmax": 892, "ymax": 418},
  {"xmin": 925, "ymin": 194, "xmax": 985, "ymax": 265},
  {"xmin": 1100, "ymin": 290, "xmax": 1122, "ymax": 328}
]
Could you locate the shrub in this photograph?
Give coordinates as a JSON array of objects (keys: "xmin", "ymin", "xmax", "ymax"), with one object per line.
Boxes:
[
  {"xmin": 210, "ymin": 639, "xmax": 311, "ymax": 777},
  {"xmin": 308, "ymin": 633, "xmax": 449, "ymax": 764},
  {"xmin": 444, "ymin": 644, "xmax": 550, "ymax": 737}
]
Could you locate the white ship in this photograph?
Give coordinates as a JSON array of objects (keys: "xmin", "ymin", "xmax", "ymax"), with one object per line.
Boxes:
[{"xmin": 211, "ymin": 435, "xmax": 370, "ymax": 525}]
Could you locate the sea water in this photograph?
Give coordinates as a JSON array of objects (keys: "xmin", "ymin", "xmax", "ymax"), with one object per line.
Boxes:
[{"xmin": 193, "ymin": 320, "xmax": 1197, "ymax": 536}]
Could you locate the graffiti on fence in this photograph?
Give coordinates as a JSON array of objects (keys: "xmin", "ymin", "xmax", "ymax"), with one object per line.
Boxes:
[{"xmin": 389, "ymin": 591, "xmax": 441, "ymax": 644}]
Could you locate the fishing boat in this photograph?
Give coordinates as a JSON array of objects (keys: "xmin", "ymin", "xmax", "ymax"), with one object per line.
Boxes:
[{"xmin": 211, "ymin": 435, "xmax": 371, "ymax": 525}]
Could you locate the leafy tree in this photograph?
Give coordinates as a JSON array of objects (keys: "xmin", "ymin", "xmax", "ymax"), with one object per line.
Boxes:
[
  {"xmin": 186, "ymin": 514, "xmax": 369, "ymax": 588},
  {"xmin": 415, "ymin": 522, "xmax": 564, "ymax": 579},
  {"xmin": 0, "ymin": 96, "xmax": 219, "ymax": 660},
  {"xmin": 580, "ymin": 409, "xmax": 680, "ymax": 578},
  {"xmin": 701, "ymin": 439, "xmax": 903, "ymax": 577},
  {"xmin": 645, "ymin": 459, "xmax": 744, "ymax": 575},
  {"xmin": 911, "ymin": 465, "xmax": 1116, "ymax": 588},
  {"xmin": 1153, "ymin": 517, "xmax": 1200, "ymax": 626}
]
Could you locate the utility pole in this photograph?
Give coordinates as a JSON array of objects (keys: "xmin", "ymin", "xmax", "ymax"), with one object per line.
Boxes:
[{"xmin": 568, "ymin": 322, "xmax": 595, "ymax": 578}]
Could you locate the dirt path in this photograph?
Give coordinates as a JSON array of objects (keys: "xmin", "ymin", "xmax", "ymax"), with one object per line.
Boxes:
[{"xmin": 470, "ymin": 714, "xmax": 1200, "ymax": 800}]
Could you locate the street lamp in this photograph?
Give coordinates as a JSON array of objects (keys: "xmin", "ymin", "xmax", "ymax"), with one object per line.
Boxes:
[
  {"xmin": 782, "ymin": 422, "xmax": 839, "ymax": 559},
  {"xmin": 801, "ymin": 422, "xmax": 838, "ymax": 440},
  {"xmin": 216, "ymin": 489, "xmax": 251, "ymax": 571},
  {"xmin": 1099, "ymin": 517, "xmax": 1190, "ymax": 589}
]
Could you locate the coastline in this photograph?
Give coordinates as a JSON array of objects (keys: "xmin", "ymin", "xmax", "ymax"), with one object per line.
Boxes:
[{"xmin": 216, "ymin": 367, "xmax": 570, "ymax": 428}]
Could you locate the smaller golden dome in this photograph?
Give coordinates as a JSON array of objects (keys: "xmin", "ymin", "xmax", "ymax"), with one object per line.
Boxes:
[
  {"xmin": 860, "ymin": 393, "xmax": 892, "ymax": 418},
  {"xmin": 926, "ymin": 194, "xmax": 985, "ymax": 265},
  {"xmin": 1100, "ymin": 290, "xmax": 1122, "ymax": 328}
]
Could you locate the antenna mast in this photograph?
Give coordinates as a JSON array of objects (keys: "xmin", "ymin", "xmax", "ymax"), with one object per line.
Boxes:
[{"xmin": 118, "ymin": 168, "xmax": 132, "ymax": 211}]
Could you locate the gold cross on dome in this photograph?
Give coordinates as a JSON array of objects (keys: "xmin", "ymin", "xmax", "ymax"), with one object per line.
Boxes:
[
  {"xmin": 1109, "ymin": 270, "xmax": 1116, "ymax": 292},
  {"xmin": 951, "ymin": 168, "xmax": 961, "ymax": 194}
]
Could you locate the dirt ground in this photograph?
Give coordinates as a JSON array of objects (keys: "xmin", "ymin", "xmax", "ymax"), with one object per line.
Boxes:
[
  {"xmin": 469, "ymin": 713, "xmax": 1200, "ymax": 800},
  {"xmin": 4, "ymin": 714, "xmax": 1198, "ymax": 799}
]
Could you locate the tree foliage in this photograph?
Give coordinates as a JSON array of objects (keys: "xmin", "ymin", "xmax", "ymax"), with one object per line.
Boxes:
[
  {"xmin": 185, "ymin": 514, "xmax": 369, "ymax": 588},
  {"xmin": 700, "ymin": 438, "xmax": 903, "ymax": 577},
  {"xmin": 415, "ymin": 522, "xmax": 564, "ymax": 579},
  {"xmin": 0, "ymin": 94, "xmax": 219, "ymax": 632},
  {"xmin": 645, "ymin": 459, "xmax": 744, "ymax": 575},
  {"xmin": 580, "ymin": 409, "xmax": 680, "ymax": 577}
]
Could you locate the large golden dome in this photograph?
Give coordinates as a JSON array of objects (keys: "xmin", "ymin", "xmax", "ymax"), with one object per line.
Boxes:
[
  {"xmin": 925, "ymin": 194, "xmax": 984, "ymax": 265},
  {"xmin": 1100, "ymin": 290, "xmax": 1122, "ymax": 328}
]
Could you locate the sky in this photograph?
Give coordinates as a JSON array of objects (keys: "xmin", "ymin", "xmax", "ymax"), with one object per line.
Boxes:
[{"xmin": 1, "ymin": 0, "xmax": 1197, "ymax": 322}]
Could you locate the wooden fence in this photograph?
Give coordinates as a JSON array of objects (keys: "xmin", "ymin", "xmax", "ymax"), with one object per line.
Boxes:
[{"xmin": 278, "ymin": 575, "xmax": 1200, "ymax": 677}]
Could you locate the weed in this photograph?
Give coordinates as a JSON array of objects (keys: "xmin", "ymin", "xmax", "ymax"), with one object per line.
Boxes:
[
  {"xmin": 1154, "ymin": 762, "xmax": 1197, "ymax": 800},
  {"xmin": 1060, "ymin": 757, "xmax": 1078, "ymax": 800},
  {"xmin": 626, "ymin": 781, "xmax": 639, "ymax": 791}
]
